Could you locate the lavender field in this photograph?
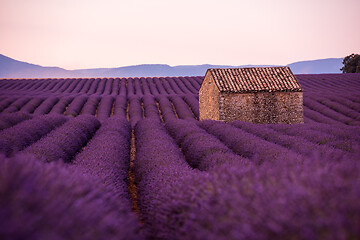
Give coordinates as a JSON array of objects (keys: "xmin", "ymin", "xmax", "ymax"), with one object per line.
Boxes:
[{"xmin": 0, "ymin": 73, "xmax": 360, "ymax": 239}]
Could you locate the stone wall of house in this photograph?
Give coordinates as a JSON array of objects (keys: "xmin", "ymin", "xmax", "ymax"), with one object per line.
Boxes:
[
  {"xmin": 219, "ymin": 91, "xmax": 304, "ymax": 123},
  {"xmin": 199, "ymin": 74, "xmax": 220, "ymax": 120}
]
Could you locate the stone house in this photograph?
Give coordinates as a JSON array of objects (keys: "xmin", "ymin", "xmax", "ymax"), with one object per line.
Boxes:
[{"xmin": 199, "ymin": 66, "xmax": 303, "ymax": 123}]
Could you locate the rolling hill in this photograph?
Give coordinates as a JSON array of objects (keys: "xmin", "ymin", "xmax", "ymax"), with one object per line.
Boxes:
[{"xmin": 0, "ymin": 53, "xmax": 343, "ymax": 78}]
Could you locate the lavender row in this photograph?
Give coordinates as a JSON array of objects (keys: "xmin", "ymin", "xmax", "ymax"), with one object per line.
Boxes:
[
  {"xmin": 95, "ymin": 78, "xmax": 106, "ymax": 95},
  {"xmin": 87, "ymin": 78, "xmax": 101, "ymax": 94},
  {"xmin": 179, "ymin": 76, "xmax": 198, "ymax": 93},
  {"xmin": 112, "ymin": 78, "xmax": 121, "ymax": 95},
  {"xmin": 2, "ymin": 97, "xmax": 31, "ymax": 113},
  {"xmin": 36, "ymin": 80, "xmax": 53, "ymax": 92},
  {"xmin": 230, "ymin": 121, "xmax": 353, "ymax": 157},
  {"xmin": 72, "ymin": 117, "xmax": 132, "ymax": 201},
  {"xmin": 128, "ymin": 96, "xmax": 143, "ymax": 128},
  {"xmin": 173, "ymin": 77, "xmax": 194, "ymax": 94},
  {"xmin": 133, "ymin": 119, "xmax": 196, "ymax": 239},
  {"xmin": 80, "ymin": 78, "xmax": 99, "ymax": 94},
  {"xmin": 141, "ymin": 78, "xmax": 152, "ymax": 95},
  {"xmin": 81, "ymin": 95, "xmax": 101, "ymax": 116},
  {"xmin": 64, "ymin": 95, "xmax": 88, "ymax": 117},
  {"xmin": 69, "ymin": 78, "xmax": 86, "ymax": 94},
  {"xmin": 0, "ymin": 112, "xmax": 32, "ymax": 131},
  {"xmin": 22, "ymin": 115, "xmax": 100, "ymax": 162},
  {"xmin": 146, "ymin": 78, "xmax": 159, "ymax": 95},
  {"xmin": 304, "ymin": 97, "xmax": 355, "ymax": 124},
  {"xmin": 62, "ymin": 78, "xmax": 81, "ymax": 94},
  {"xmin": 345, "ymin": 94, "xmax": 360, "ymax": 105},
  {"xmin": 102, "ymin": 77, "xmax": 113, "ymax": 95},
  {"xmin": 4, "ymin": 75, "xmax": 358, "ymax": 99},
  {"xmin": 20, "ymin": 80, "xmax": 38, "ymax": 91},
  {"xmin": 328, "ymin": 95, "xmax": 360, "ymax": 113},
  {"xmin": 306, "ymin": 122, "xmax": 360, "ymax": 142},
  {"xmin": 298, "ymin": 73, "xmax": 360, "ymax": 93},
  {"xmin": 169, "ymin": 95, "xmax": 196, "ymax": 120},
  {"xmin": 156, "ymin": 96, "xmax": 177, "ymax": 122},
  {"xmin": 0, "ymin": 97, "xmax": 17, "ymax": 112},
  {"xmin": 126, "ymin": 79, "xmax": 135, "ymax": 96},
  {"xmin": 267, "ymin": 122, "xmax": 360, "ymax": 153},
  {"xmin": 152, "ymin": 78, "xmax": 167, "ymax": 95},
  {"xmin": 312, "ymin": 97, "xmax": 360, "ymax": 124},
  {"xmin": 19, "ymin": 97, "xmax": 45, "ymax": 114},
  {"xmin": 1, "ymin": 77, "xmax": 205, "ymax": 96},
  {"xmin": 1, "ymin": 94, "xmax": 199, "ymax": 124},
  {"xmin": 199, "ymin": 120, "xmax": 300, "ymax": 164},
  {"xmin": 33, "ymin": 96, "xmax": 59, "ymax": 115},
  {"xmin": 96, "ymin": 95, "xmax": 114, "ymax": 121},
  {"xmin": 142, "ymin": 95, "xmax": 161, "ymax": 121},
  {"xmin": 134, "ymin": 119, "xmax": 360, "ymax": 239},
  {"xmin": 159, "ymin": 77, "xmax": 176, "ymax": 94},
  {"xmin": 47, "ymin": 79, "xmax": 71, "ymax": 92},
  {"xmin": 43, "ymin": 79, "xmax": 61, "ymax": 92},
  {"xmin": 49, "ymin": 79, "xmax": 67, "ymax": 93},
  {"xmin": 49, "ymin": 96, "xmax": 74, "ymax": 114},
  {"xmin": 74, "ymin": 78, "xmax": 90, "ymax": 94},
  {"xmin": 134, "ymin": 78, "xmax": 143, "ymax": 96},
  {"xmin": 57, "ymin": 79, "xmax": 73, "ymax": 93},
  {"xmin": 166, "ymin": 77, "xmax": 183, "ymax": 94},
  {"xmin": 303, "ymin": 106, "xmax": 340, "ymax": 124},
  {"xmin": 165, "ymin": 119, "xmax": 248, "ymax": 170},
  {"xmin": 183, "ymin": 94, "xmax": 199, "ymax": 118},
  {"xmin": 113, "ymin": 95, "xmax": 127, "ymax": 118},
  {"xmin": 157, "ymin": 152, "xmax": 360, "ymax": 239},
  {"xmin": 3, "ymin": 94, "xmax": 360, "ymax": 128},
  {"xmin": 0, "ymin": 154, "xmax": 144, "ymax": 240},
  {"xmin": 0, "ymin": 114, "xmax": 67, "ymax": 156},
  {"xmin": 119, "ymin": 79, "xmax": 127, "ymax": 95},
  {"xmin": 78, "ymin": 78, "xmax": 93, "ymax": 94},
  {"xmin": 126, "ymin": 78, "xmax": 141, "ymax": 96}
]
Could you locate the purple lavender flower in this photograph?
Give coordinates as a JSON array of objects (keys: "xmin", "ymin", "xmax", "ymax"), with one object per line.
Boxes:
[
  {"xmin": 22, "ymin": 115, "xmax": 100, "ymax": 162},
  {"xmin": 97, "ymin": 95, "xmax": 115, "ymax": 121},
  {"xmin": 0, "ymin": 154, "xmax": 144, "ymax": 240},
  {"xmin": 72, "ymin": 117, "xmax": 131, "ymax": 201},
  {"xmin": 0, "ymin": 114, "xmax": 67, "ymax": 156},
  {"xmin": 0, "ymin": 112, "xmax": 32, "ymax": 130},
  {"xmin": 33, "ymin": 96, "xmax": 59, "ymax": 115}
]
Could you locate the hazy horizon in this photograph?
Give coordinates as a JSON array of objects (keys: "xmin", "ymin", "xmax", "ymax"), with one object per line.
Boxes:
[
  {"xmin": 1, "ymin": 0, "xmax": 359, "ymax": 70},
  {"xmin": 0, "ymin": 53, "xmax": 342, "ymax": 70}
]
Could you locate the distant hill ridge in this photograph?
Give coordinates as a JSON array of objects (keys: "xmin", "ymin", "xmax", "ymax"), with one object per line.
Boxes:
[{"xmin": 0, "ymin": 54, "xmax": 343, "ymax": 78}]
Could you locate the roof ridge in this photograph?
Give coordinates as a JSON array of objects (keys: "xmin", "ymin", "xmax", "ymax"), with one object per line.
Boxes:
[{"xmin": 207, "ymin": 67, "xmax": 302, "ymax": 93}]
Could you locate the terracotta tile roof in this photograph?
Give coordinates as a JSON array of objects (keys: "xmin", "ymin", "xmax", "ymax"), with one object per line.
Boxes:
[{"xmin": 207, "ymin": 66, "xmax": 302, "ymax": 93}]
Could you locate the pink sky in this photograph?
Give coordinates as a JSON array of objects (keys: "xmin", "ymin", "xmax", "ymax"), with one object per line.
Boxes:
[{"xmin": 0, "ymin": 0, "xmax": 359, "ymax": 70}]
